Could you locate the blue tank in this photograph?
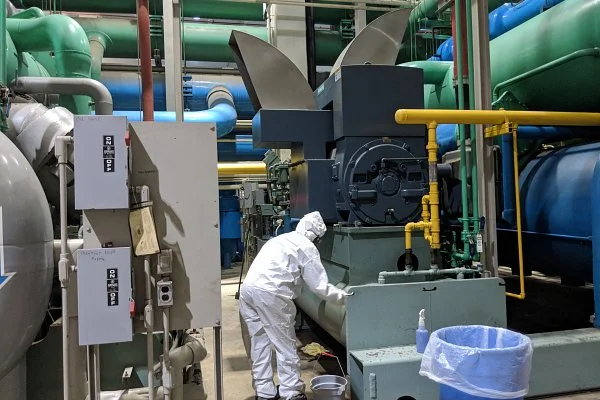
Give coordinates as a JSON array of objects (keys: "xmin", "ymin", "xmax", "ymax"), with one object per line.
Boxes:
[
  {"xmin": 219, "ymin": 192, "xmax": 242, "ymax": 269},
  {"xmin": 497, "ymin": 142, "xmax": 600, "ymax": 284}
]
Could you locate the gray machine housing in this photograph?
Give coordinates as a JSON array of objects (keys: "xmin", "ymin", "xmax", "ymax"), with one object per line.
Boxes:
[{"xmin": 252, "ymin": 65, "xmax": 429, "ymax": 226}]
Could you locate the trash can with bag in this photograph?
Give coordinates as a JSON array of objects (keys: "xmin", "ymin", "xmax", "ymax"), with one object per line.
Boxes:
[{"xmin": 419, "ymin": 325, "xmax": 533, "ymax": 400}]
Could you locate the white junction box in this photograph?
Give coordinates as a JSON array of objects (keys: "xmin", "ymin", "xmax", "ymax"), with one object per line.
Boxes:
[
  {"xmin": 77, "ymin": 247, "xmax": 133, "ymax": 345},
  {"xmin": 74, "ymin": 115, "xmax": 129, "ymax": 210}
]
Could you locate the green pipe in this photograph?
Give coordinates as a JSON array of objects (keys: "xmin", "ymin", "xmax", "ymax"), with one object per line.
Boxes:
[
  {"xmin": 73, "ymin": 17, "xmax": 343, "ymax": 65},
  {"xmin": 6, "ymin": 14, "xmax": 92, "ymax": 114},
  {"xmin": 87, "ymin": 32, "xmax": 111, "ymax": 81},
  {"xmin": 21, "ymin": 0, "xmax": 384, "ymax": 25},
  {"xmin": 398, "ymin": 61, "xmax": 452, "ymax": 85},
  {"xmin": 493, "ymin": 47, "xmax": 600, "ymax": 103},
  {"xmin": 0, "ymin": 0, "xmax": 6, "ymax": 85},
  {"xmin": 489, "ymin": 0, "xmax": 600, "ymax": 111},
  {"xmin": 10, "ymin": 6, "xmax": 45, "ymax": 19},
  {"xmin": 454, "ymin": 0, "xmax": 470, "ymax": 249},
  {"xmin": 465, "ymin": 0, "xmax": 479, "ymax": 236}
]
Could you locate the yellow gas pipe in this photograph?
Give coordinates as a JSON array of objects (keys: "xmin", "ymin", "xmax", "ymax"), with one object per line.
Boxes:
[
  {"xmin": 404, "ymin": 122, "xmax": 441, "ymax": 253},
  {"xmin": 395, "ymin": 108, "xmax": 600, "ymax": 300},
  {"xmin": 217, "ymin": 162, "xmax": 266, "ymax": 177}
]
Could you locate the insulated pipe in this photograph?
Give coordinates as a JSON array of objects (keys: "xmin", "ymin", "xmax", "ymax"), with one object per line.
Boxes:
[
  {"xmin": 0, "ymin": 0, "xmax": 6, "ymax": 85},
  {"xmin": 12, "ymin": 77, "xmax": 113, "ymax": 115},
  {"xmin": 87, "ymin": 32, "xmax": 110, "ymax": 81},
  {"xmin": 10, "ymin": 6, "xmax": 44, "ymax": 19},
  {"xmin": 6, "ymin": 14, "xmax": 92, "ymax": 114},
  {"xmin": 398, "ymin": 61, "xmax": 452, "ymax": 85},
  {"xmin": 114, "ymin": 86, "xmax": 237, "ymax": 136},
  {"xmin": 73, "ymin": 17, "xmax": 344, "ymax": 66},
  {"xmin": 430, "ymin": 0, "xmax": 565, "ymax": 61},
  {"xmin": 137, "ymin": 0, "xmax": 154, "ymax": 121}
]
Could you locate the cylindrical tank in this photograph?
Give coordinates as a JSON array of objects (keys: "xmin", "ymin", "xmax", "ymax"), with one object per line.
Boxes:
[
  {"xmin": 490, "ymin": 0, "xmax": 600, "ymax": 111},
  {"xmin": 219, "ymin": 192, "xmax": 241, "ymax": 269},
  {"xmin": 0, "ymin": 132, "xmax": 54, "ymax": 379},
  {"xmin": 498, "ymin": 141, "xmax": 600, "ymax": 283}
]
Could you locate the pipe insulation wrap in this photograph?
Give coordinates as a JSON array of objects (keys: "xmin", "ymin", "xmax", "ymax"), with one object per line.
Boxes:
[{"xmin": 6, "ymin": 102, "xmax": 74, "ymax": 171}]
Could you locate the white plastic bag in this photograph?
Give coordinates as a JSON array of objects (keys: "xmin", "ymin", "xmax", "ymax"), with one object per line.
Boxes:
[{"xmin": 419, "ymin": 325, "xmax": 533, "ymax": 399}]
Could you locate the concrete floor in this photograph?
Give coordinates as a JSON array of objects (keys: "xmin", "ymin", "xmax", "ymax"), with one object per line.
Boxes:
[{"xmin": 198, "ymin": 264, "xmax": 600, "ymax": 400}]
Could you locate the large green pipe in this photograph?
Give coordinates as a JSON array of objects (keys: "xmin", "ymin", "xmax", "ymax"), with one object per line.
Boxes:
[
  {"xmin": 407, "ymin": 0, "xmax": 600, "ymax": 113},
  {"xmin": 0, "ymin": 0, "xmax": 6, "ymax": 85},
  {"xmin": 74, "ymin": 17, "xmax": 344, "ymax": 66},
  {"xmin": 490, "ymin": 0, "xmax": 600, "ymax": 112},
  {"xmin": 409, "ymin": 0, "xmax": 505, "ymax": 26},
  {"xmin": 6, "ymin": 14, "xmax": 92, "ymax": 114},
  {"xmin": 21, "ymin": 0, "xmax": 384, "ymax": 25}
]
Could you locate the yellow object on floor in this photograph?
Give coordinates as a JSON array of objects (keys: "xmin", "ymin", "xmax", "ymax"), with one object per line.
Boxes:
[{"xmin": 301, "ymin": 342, "xmax": 329, "ymax": 357}]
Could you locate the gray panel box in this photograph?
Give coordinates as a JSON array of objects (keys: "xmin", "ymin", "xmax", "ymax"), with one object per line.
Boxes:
[
  {"xmin": 77, "ymin": 247, "xmax": 133, "ymax": 345},
  {"xmin": 74, "ymin": 116, "xmax": 129, "ymax": 210}
]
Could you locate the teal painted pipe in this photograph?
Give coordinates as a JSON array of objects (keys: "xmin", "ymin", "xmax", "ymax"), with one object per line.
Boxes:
[
  {"xmin": 21, "ymin": 0, "xmax": 383, "ymax": 25},
  {"xmin": 0, "ymin": 0, "xmax": 6, "ymax": 85},
  {"xmin": 73, "ymin": 17, "xmax": 344, "ymax": 66},
  {"xmin": 490, "ymin": 0, "xmax": 600, "ymax": 111},
  {"xmin": 6, "ymin": 14, "xmax": 92, "ymax": 114},
  {"xmin": 398, "ymin": 61, "xmax": 452, "ymax": 85}
]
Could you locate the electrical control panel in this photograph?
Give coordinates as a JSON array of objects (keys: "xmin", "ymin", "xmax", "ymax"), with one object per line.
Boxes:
[
  {"xmin": 77, "ymin": 247, "xmax": 133, "ymax": 345},
  {"xmin": 74, "ymin": 115, "xmax": 129, "ymax": 210}
]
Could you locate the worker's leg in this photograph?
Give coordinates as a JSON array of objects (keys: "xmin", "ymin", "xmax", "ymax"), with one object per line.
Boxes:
[
  {"xmin": 255, "ymin": 291, "xmax": 305, "ymax": 399},
  {"xmin": 239, "ymin": 286, "xmax": 278, "ymax": 399}
]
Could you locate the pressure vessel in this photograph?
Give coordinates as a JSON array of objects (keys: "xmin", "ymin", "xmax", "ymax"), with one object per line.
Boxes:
[
  {"xmin": 0, "ymin": 133, "xmax": 54, "ymax": 379},
  {"xmin": 498, "ymin": 141, "xmax": 600, "ymax": 284}
]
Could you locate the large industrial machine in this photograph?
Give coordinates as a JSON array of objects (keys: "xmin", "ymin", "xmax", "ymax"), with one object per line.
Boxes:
[
  {"xmin": 229, "ymin": 3, "xmax": 600, "ymax": 399},
  {"xmin": 228, "ymin": 11, "xmax": 510, "ymax": 399},
  {"xmin": 1, "ymin": 0, "xmax": 600, "ymax": 399}
]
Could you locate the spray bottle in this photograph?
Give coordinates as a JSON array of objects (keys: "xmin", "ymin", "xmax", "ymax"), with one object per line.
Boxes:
[{"xmin": 416, "ymin": 309, "xmax": 429, "ymax": 354}]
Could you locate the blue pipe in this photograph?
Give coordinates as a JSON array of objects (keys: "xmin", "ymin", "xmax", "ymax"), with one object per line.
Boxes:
[
  {"xmin": 101, "ymin": 76, "xmax": 255, "ymax": 118},
  {"xmin": 114, "ymin": 102, "xmax": 237, "ymax": 137},
  {"xmin": 429, "ymin": 0, "xmax": 564, "ymax": 61},
  {"xmin": 218, "ymin": 135, "xmax": 266, "ymax": 161}
]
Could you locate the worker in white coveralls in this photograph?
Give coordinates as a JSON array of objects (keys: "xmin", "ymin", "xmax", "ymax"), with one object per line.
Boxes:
[{"xmin": 239, "ymin": 211, "xmax": 350, "ymax": 400}]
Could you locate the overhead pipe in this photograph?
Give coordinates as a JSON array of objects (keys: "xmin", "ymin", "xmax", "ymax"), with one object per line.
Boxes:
[
  {"xmin": 137, "ymin": 0, "xmax": 154, "ymax": 121},
  {"xmin": 114, "ymin": 86, "xmax": 237, "ymax": 136},
  {"xmin": 73, "ymin": 17, "xmax": 344, "ymax": 66},
  {"xmin": 395, "ymin": 108, "xmax": 600, "ymax": 299},
  {"xmin": 6, "ymin": 14, "xmax": 92, "ymax": 114},
  {"xmin": 395, "ymin": 109, "xmax": 600, "ymax": 127},
  {"xmin": 430, "ymin": 0, "xmax": 565, "ymax": 61},
  {"xmin": 13, "ymin": 77, "xmax": 113, "ymax": 115},
  {"xmin": 100, "ymin": 74, "xmax": 255, "ymax": 118},
  {"xmin": 87, "ymin": 32, "xmax": 111, "ymax": 81},
  {"xmin": 0, "ymin": 0, "xmax": 6, "ymax": 85}
]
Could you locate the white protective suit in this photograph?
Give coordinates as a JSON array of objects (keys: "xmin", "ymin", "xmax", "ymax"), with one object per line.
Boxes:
[{"xmin": 239, "ymin": 211, "xmax": 347, "ymax": 399}]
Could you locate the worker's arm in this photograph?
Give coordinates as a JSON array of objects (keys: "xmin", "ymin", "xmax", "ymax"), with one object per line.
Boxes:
[{"xmin": 301, "ymin": 254, "xmax": 347, "ymax": 305}]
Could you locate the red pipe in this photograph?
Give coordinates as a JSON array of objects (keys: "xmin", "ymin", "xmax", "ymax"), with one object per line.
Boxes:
[
  {"xmin": 137, "ymin": 0, "xmax": 154, "ymax": 121},
  {"xmin": 451, "ymin": 0, "xmax": 469, "ymax": 82}
]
